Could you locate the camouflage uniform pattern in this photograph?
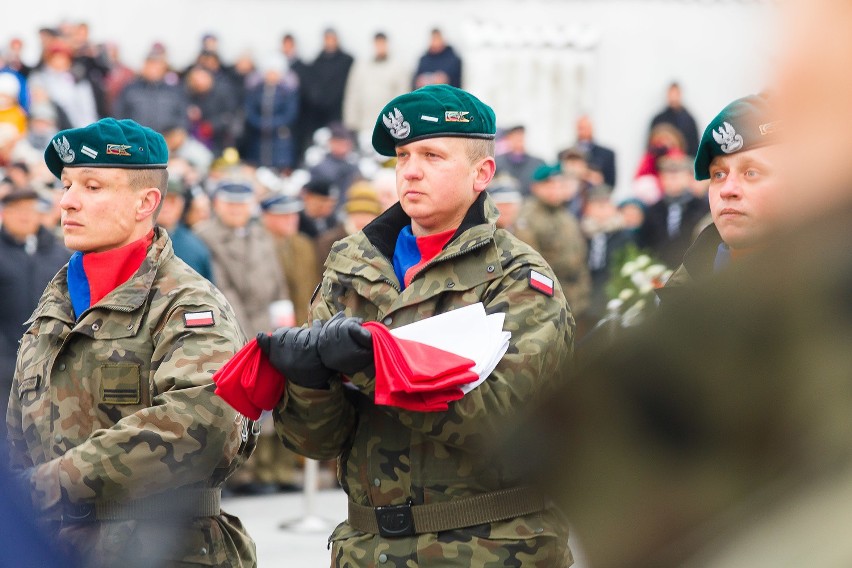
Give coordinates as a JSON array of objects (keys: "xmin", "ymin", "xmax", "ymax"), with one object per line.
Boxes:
[
  {"xmin": 275, "ymin": 193, "xmax": 574, "ymax": 566},
  {"xmin": 514, "ymin": 197, "xmax": 591, "ymax": 317},
  {"xmin": 6, "ymin": 228, "xmax": 257, "ymax": 567}
]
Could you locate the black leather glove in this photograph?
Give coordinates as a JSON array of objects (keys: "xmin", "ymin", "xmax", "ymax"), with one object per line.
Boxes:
[
  {"xmin": 318, "ymin": 312, "xmax": 374, "ymax": 376},
  {"xmin": 256, "ymin": 320, "xmax": 335, "ymax": 389}
]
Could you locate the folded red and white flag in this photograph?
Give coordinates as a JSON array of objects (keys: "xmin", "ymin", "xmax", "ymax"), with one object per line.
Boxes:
[
  {"xmin": 212, "ymin": 338, "xmax": 285, "ymax": 420},
  {"xmin": 363, "ymin": 321, "xmax": 478, "ymax": 412}
]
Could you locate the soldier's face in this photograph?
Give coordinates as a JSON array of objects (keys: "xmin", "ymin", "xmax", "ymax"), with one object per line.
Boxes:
[
  {"xmin": 708, "ymin": 146, "xmax": 785, "ymax": 250},
  {"xmin": 395, "ymin": 137, "xmax": 495, "ymax": 236},
  {"xmin": 59, "ymin": 167, "xmax": 152, "ymax": 253}
]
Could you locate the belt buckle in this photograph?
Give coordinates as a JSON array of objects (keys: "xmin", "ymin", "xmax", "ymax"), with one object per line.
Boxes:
[
  {"xmin": 62, "ymin": 501, "xmax": 96, "ymax": 523},
  {"xmin": 375, "ymin": 501, "xmax": 415, "ymax": 538}
]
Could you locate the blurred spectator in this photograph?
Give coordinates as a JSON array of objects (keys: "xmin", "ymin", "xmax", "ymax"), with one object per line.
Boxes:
[
  {"xmin": 0, "ymin": 189, "xmax": 70, "ymax": 438},
  {"xmin": 28, "ymin": 41, "xmax": 98, "ymax": 128},
  {"xmin": 413, "ymin": 28, "xmax": 462, "ymax": 88},
  {"xmin": 300, "ymin": 29, "xmax": 354, "ymax": 156},
  {"xmin": 487, "ymin": 173, "xmax": 524, "ymax": 232},
  {"xmin": 581, "ymin": 186, "xmax": 636, "ymax": 321},
  {"xmin": 515, "ymin": 164, "xmax": 591, "ymax": 318},
  {"xmin": 260, "ymin": 193, "xmax": 319, "ymax": 326},
  {"xmin": 0, "ymin": 123, "xmax": 37, "ymax": 168},
  {"xmin": 3, "ymin": 37, "xmax": 32, "ymax": 79},
  {"xmin": 618, "ymin": 198, "xmax": 646, "ymax": 235},
  {"xmin": 0, "ymin": 73, "xmax": 27, "ymax": 135},
  {"xmin": 157, "ymin": 175, "xmax": 215, "ymax": 282},
  {"xmin": 281, "ymin": 33, "xmax": 309, "ymax": 162},
  {"xmin": 309, "ymin": 122, "xmax": 360, "ymax": 197},
  {"xmin": 558, "ymin": 148, "xmax": 593, "ymax": 218},
  {"xmin": 3, "ymin": 161, "xmax": 30, "ymax": 191},
  {"xmin": 194, "ymin": 180, "xmax": 288, "ymax": 336},
  {"xmin": 101, "ymin": 42, "xmax": 135, "ymax": 113},
  {"xmin": 68, "ymin": 21, "xmax": 110, "ymax": 117},
  {"xmin": 372, "ymin": 167, "xmax": 398, "ymax": 212},
  {"xmin": 639, "ymin": 152, "xmax": 709, "ymax": 267},
  {"xmin": 185, "ymin": 65, "xmax": 237, "ymax": 155},
  {"xmin": 495, "ymin": 125, "xmax": 546, "ymax": 196},
  {"xmin": 298, "ymin": 176, "xmax": 340, "ymax": 238},
  {"xmin": 35, "ymin": 26, "xmax": 61, "ymax": 68},
  {"xmin": 343, "ymin": 32, "xmax": 408, "ymax": 137},
  {"xmin": 633, "ymin": 122, "xmax": 687, "ymax": 205},
  {"xmin": 114, "ymin": 49, "xmax": 188, "ymax": 134},
  {"xmin": 574, "ymin": 115, "xmax": 617, "ymax": 187},
  {"xmin": 315, "ymin": 180, "xmax": 382, "ymax": 273},
  {"xmin": 162, "ymin": 125, "xmax": 214, "ymax": 175},
  {"xmin": 650, "ymin": 81, "xmax": 700, "ymax": 156},
  {"xmin": 242, "ymin": 54, "xmax": 300, "ymax": 172}
]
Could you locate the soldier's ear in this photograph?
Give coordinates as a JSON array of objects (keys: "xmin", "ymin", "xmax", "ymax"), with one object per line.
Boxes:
[
  {"xmin": 473, "ymin": 156, "xmax": 496, "ymax": 193},
  {"xmin": 136, "ymin": 187, "xmax": 162, "ymax": 221}
]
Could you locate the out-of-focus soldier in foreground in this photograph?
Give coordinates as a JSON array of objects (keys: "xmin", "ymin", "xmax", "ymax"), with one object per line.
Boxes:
[
  {"xmin": 5, "ymin": 118, "xmax": 257, "ymax": 567},
  {"xmin": 511, "ymin": 1, "xmax": 852, "ymax": 566}
]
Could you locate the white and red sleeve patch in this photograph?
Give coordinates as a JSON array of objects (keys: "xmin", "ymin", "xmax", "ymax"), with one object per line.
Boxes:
[
  {"xmin": 184, "ymin": 310, "xmax": 215, "ymax": 328},
  {"xmin": 529, "ymin": 270, "xmax": 554, "ymax": 297}
]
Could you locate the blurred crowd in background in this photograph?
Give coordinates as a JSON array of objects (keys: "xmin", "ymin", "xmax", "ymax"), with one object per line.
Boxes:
[{"xmin": 0, "ymin": 20, "xmax": 712, "ymax": 495}]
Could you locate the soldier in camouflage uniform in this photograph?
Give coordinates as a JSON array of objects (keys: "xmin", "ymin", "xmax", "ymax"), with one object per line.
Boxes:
[
  {"xmin": 514, "ymin": 164, "xmax": 591, "ymax": 318},
  {"xmin": 261, "ymin": 85, "xmax": 574, "ymax": 566},
  {"xmin": 5, "ymin": 118, "xmax": 257, "ymax": 567}
]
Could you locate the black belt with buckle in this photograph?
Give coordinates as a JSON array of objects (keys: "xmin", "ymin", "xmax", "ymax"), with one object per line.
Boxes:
[{"xmin": 374, "ymin": 501, "xmax": 416, "ymax": 538}]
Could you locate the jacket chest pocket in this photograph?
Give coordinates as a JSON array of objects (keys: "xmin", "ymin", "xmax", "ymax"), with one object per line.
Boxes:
[
  {"xmin": 96, "ymin": 364, "xmax": 146, "ymax": 406},
  {"xmin": 16, "ymin": 333, "xmax": 55, "ymax": 404}
]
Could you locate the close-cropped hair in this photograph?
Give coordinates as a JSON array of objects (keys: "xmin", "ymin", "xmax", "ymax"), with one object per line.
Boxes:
[
  {"xmin": 465, "ymin": 138, "xmax": 496, "ymax": 164},
  {"xmin": 127, "ymin": 168, "xmax": 169, "ymax": 193}
]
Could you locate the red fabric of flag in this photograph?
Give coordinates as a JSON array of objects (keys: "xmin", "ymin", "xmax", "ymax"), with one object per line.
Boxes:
[
  {"xmin": 363, "ymin": 321, "xmax": 477, "ymax": 412},
  {"xmin": 212, "ymin": 338, "xmax": 285, "ymax": 420}
]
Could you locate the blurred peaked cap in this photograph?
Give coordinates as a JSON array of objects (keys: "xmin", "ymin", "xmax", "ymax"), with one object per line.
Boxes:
[
  {"xmin": 303, "ymin": 177, "xmax": 339, "ymax": 199},
  {"xmin": 166, "ymin": 176, "xmax": 190, "ymax": 198},
  {"xmin": 0, "ymin": 188, "xmax": 39, "ymax": 205},
  {"xmin": 0, "ymin": 72, "xmax": 20, "ymax": 98},
  {"xmin": 501, "ymin": 125, "xmax": 525, "ymax": 136},
  {"xmin": 658, "ymin": 150, "xmax": 693, "ymax": 173},
  {"xmin": 694, "ymin": 92, "xmax": 781, "ymax": 181},
  {"xmin": 260, "ymin": 193, "xmax": 304, "ymax": 214},
  {"xmin": 532, "ymin": 163, "xmax": 562, "ymax": 182},
  {"xmin": 29, "ymin": 101, "xmax": 57, "ymax": 122},
  {"xmin": 344, "ymin": 181, "xmax": 382, "ymax": 216},
  {"xmin": 214, "ymin": 180, "xmax": 255, "ymax": 203},
  {"xmin": 328, "ymin": 122, "xmax": 353, "ymax": 141},
  {"xmin": 372, "ymin": 84, "xmax": 497, "ymax": 157},
  {"xmin": 488, "ymin": 173, "xmax": 523, "ymax": 203},
  {"xmin": 44, "ymin": 117, "xmax": 169, "ymax": 180},
  {"xmin": 586, "ymin": 184, "xmax": 614, "ymax": 202}
]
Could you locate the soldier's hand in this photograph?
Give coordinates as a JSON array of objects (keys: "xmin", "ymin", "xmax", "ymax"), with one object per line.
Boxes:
[
  {"xmin": 318, "ymin": 312, "xmax": 374, "ymax": 376},
  {"xmin": 256, "ymin": 320, "xmax": 335, "ymax": 390}
]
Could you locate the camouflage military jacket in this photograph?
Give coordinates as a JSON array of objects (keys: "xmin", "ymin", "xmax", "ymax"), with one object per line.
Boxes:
[
  {"xmin": 6, "ymin": 228, "xmax": 257, "ymax": 567},
  {"xmin": 275, "ymin": 193, "xmax": 574, "ymax": 565},
  {"xmin": 515, "ymin": 196, "xmax": 591, "ymax": 316}
]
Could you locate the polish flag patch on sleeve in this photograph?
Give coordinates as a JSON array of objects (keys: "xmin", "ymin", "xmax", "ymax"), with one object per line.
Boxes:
[
  {"xmin": 529, "ymin": 270, "xmax": 554, "ymax": 297},
  {"xmin": 184, "ymin": 310, "xmax": 215, "ymax": 328}
]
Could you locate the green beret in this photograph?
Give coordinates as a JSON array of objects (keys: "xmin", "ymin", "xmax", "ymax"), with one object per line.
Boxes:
[
  {"xmin": 44, "ymin": 117, "xmax": 169, "ymax": 179},
  {"xmin": 694, "ymin": 93, "xmax": 781, "ymax": 181},
  {"xmin": 372, "ymin": 84, "xmax": 496, "ymax": 157},
  {"xmin": 532, "ymin": 163, "xmax": 562, "ymax": 182}
]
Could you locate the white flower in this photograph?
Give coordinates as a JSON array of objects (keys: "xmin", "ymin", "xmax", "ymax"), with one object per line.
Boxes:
[
  {"xmin": 631, "ymin": 271, "xmax": 651, "ymax": 289},
  {"xmin": 618, "ymin": 289, "xmax": 635, "ymax": 302},
  {"xmin": 638, "ymin": 283, "xmax": 654, "ymax": 295},
  {"xmin": 620, "ymin": 261, "xmax": 638, "ymax": 277},
  {"xmin": 645, "ymin": 264, "xmax": 667, "ymax": 279},
  {"xmin": 662, "ymin": 270, "xmax": 674, "ymax": 282},
  {"xmin": 606, "ymin": 299, "xmax": 624, "ymax": 313},
  {"xmin": 634, "ymin": 255, "xmax": 652, "ymax": 269}
]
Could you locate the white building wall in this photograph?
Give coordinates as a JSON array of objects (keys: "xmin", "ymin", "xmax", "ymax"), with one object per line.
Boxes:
[{"xmin": 2, "ymin": 0, "xmax": 775, "ymax": 196}]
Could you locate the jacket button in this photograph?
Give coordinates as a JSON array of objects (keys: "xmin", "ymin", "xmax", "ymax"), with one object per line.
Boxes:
[
  {"xmin": 382, "ymin": 317, "xmax": 392, "ymax": 326},
  {"xmin": 487, "ymin": 265, "xmax": 495, "ymax": 273},
  {"xmin": 373, "ymin": 478, "xmax": 381, "ymax": 487},
  {"xmin": 199, "ymin": 547, "xmax": 208, "ymax": 555},
  {"xmin": 378, "ymin": 553, "xmax": 388, "ymax": 563},
  {"xmin": 91, "ymin": 323, "xmax": 100, "ymax": 331},
  {"xmin": 446, "ymin": 282, "xmax": 455, "ymax": 288},
  {"xmin": 57, "ymin": 363, "xmax": 66, "ymax": 371},
  {"xmin": 54, "ymin": 434, "xmax": 62, "ymax": 443}
]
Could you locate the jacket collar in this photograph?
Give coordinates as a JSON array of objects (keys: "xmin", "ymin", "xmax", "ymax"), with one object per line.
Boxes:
[
  {"xmin": 362, "ymin": 191, "xmax": 495, "ymax": 260},
  {"xmin": 682, "ymin": 223, "xmax": 724, "ymax": 282},
  {"xmin": 34, "ymin": 227, "xmax": 173, "ymax": 324}
]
